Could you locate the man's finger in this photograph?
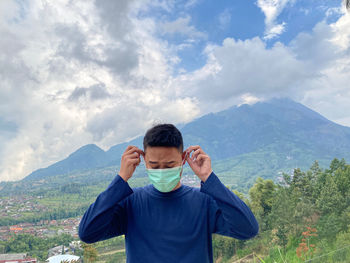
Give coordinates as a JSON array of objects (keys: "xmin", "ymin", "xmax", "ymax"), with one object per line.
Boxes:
[
  {"xmin": 185, "ymin": 146, "xmax": 201, "ymax": 159},
  {"xmin": 192, "ymin": 149, "xmax": 204, "ymax": 160},
  {"xmin": 123, "ymin": 145, "xmax": 134, "ymax": 153},
  {"xmin": 186, "ymin": 154, "xmax": 199, "ymax": 170},
  {"xmin": 127, "ymin": 158, "xmax": 140, "ymax": 166},
  {"xmin": 196, "ymin": 154, "xmax": 208, "ymax": 163},
  {"xmin": 124, "ymin": 146, "xmax": 137, "ymax": 154},
  {"xmin": 125, "ymin": 146, "xmax": 144, "ymax": 155},
  {"xmin": 128, "ymin": 152, "xmax": 141, "ymax": 159},
  {"xmin": 190, "ymin": 149, "xmax": 203, "ymax": 161},
  {"xmin": 186, "ymin": 155, "xmax": 193, "ymax": 165},
  {"xmin": 186, "ymin": 145, "xmax": 201, "ymax": 152},
  {"xmin": 134, "ymin": 148, "xmax": 144, "ymax": 156},
  {"xmin": 125, "ymin": 146, "xmax": 137, "ymax": 153},
  {"xmin": 185, "ymin": 145, "xmax": 200, "ymax": 153}
]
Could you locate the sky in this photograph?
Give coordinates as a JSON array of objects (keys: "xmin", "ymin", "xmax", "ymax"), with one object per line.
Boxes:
[{"xmin": 0, "ymin": 0, "xmax": 349, "ymax": 182}]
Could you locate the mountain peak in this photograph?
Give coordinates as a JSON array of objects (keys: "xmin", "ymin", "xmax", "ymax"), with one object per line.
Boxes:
[
  {"xmin": 68, "ymin": 144, "xmax": 105, "ymax": 158},
  {"xmin": 22, "ymin": 143, "xmax": 106, "ymax": 181},
  {"xmin": 20, "ymin": 97, "xmax": 350, "ymax": 184}
]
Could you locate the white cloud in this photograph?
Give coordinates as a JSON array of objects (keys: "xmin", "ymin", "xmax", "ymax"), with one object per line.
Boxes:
[
  {"xmin": 1, "ymin": 0, "xmax": 350, "ymax": 182},
  {"xmin": 160, "ymin": 15, "xmax": 207, "ymax": 39},
  {"xmin": 296, "ymin": 22, "xmax": 350, "ymax": 120},
  {"xmin": 171, "ymin": 7, "xmax": 350, "ymax": 123},
  {"xmin": 218, "ymin": 9, "xmax": 231, "ymax": 30},
  {"xmin": 256, "ymin": 0, "xmax": 294, "ymax": 39},
  {"xmin": 184, "ymin": 0, "xmax": 199, "ymax": 9},
  {"xmin": 173, "ymin": 37, "xmax": 310, "ymax": 104},
  {"xmin": 0, "ymin": 0, "xmax": 201, "ymax": 181},
  {"xmin": 264, "ymin": 22, "xmax": 286, "ymax": 39}
]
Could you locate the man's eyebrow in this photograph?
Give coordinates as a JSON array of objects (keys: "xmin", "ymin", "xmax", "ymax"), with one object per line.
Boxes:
[{"xmin": 149, "ymin": 161, "xmax": 176, "ymax": 164}]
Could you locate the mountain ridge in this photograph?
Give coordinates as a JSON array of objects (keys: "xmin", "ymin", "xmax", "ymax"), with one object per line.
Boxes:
[{"xmin": 19, "ymin": 97, "xmax": 350, "ymax": 183}]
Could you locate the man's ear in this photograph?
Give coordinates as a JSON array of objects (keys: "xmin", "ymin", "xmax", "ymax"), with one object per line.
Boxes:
[
  {"xmin": 141, "ymin": 149, "xmax": 146, "ymax": 166},
  {"xmin": 181, "ymin": 151, "xmax": 187, "ymax": 165}
]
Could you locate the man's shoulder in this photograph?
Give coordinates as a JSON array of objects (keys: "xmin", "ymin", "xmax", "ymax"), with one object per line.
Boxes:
[
  {"xmin": 180, "ymin": 185, "xmax": 214, "ymax": 202},
  {"xmin": 129, "ymin": 184, "xmax": 151, "ymax": 195},
  {"xmin": 129, "ymin": 184, "xmax": 159, "ymax": 197},
  {"xmin": 182, "ymin": 185, "xmax": 201, "ymax": 194},
  {"xmin": 119, "ymin": 184, "xmax": 150, "ymax": 204},
  {"xmin": 184, "ymin": 185, "xmax": 212, "ymax": 199}
]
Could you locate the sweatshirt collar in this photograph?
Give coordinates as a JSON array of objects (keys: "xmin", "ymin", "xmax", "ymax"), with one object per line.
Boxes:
[{"xmin": 145, "ymin": 183, "xmax": 191, "ymax": 198}]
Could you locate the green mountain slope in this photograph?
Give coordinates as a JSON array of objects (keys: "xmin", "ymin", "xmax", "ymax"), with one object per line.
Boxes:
[{"xmin": 1, "ymin": 97, "xmax": 350, "ymax": 195}]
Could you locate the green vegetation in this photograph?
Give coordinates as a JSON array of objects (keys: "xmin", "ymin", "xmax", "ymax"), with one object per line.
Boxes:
[
  {"xmin": 209, "ymin": 145, "xmax": 334, "ymax": 194},
  {"xmin": 91, "ymin": 236, "xmax": 126, "ymax": 263},
  {"xmin": 211, "ymin": 158, "xmax": 350, "ymax": 262},
  {"xmin": 1, "ymin": 158, "xmax": 349, "ymax": 262},
  {"xmin": 0, "ymin": 233, "xmax": 74, "ymax": 260},
  {"xmin": 0, "ymin": 169, "xmax": 149, "ymax": 226},
  {"xmin": 77, "ymin": 157, "xmax": 350, "ymax": 262}
]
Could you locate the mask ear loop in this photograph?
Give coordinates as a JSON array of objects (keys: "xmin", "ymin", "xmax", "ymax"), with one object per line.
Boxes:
[
  {"xmin": 141, "ymin": 150, "xmax": 146, "ymax": 170},
  {"xmin": 182, "ymin": 151, "xmax": 188, "ymax": 166},
  {"xmin": 180, "ymin": 151, "xmax": 189, "ymax": 176},
  {"xmin": 179, "ymin": 151, "xmax": 189, "ymax": 184}
]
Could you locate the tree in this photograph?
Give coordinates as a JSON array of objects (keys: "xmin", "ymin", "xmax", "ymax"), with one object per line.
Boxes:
[
  {"xmin": 82, "ymin": 243, "xmax": 98, "ymax": 263},
  {"xmin": 333, "ymin": 162, "xmax": 350, "ymax": 207},
  {"xmin": 276, "ymin": 224, "xmax": 288, "ymax": 250},
  {"xmin": 316, "ymin": 175, "xmax": 343, "ymax": 215},
  {"xmin": 249, "ymin": 177, "xmax": 276, "ymax": 231},
  {"xmin": 317, "ymin": 213, "xmax": 342, "ymax": 240},
  {"xmin": 287, "ymin": 166, "xmax": 318, "ymax": 204},
  {"xmin": 269, "ymin": 185, "xmax": 310, "ymax": 240},
  {"xmin": 328, "ymin": 158, "xmax": 346, "ymax": 174},
  {"xmin": 334, "ymin": 226, "xmax": 350, "ymax": 261}
]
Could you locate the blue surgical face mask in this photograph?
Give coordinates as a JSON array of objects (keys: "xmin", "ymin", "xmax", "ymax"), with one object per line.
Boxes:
[{"xmin": 146, "ymin": 152, "xmax": 188, "ymax": 193}]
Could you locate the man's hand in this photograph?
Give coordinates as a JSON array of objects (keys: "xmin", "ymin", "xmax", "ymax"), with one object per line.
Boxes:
[
  {"xmin": 118, "ymin": 146, "xmax": 145, "ymax": 182},
  {"xmin": 184, "ymin": 145, "xmax": 212, "ymax": 182}
]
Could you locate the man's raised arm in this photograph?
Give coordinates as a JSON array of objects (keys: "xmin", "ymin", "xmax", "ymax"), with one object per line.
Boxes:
[
  {"xmin": 184, "ymin": 145, "xmax": 259, "ymax": 240},
  {"xmin": 79, "ymin": 145, "xmax": 144, "ymax": 243},
  {"xmin": 200, "ymin": 171, "xmax": 259, "ymax": 240},
  {"xmin": 78, "ymin": 174, "xmax": 132, "ymax": 243}
]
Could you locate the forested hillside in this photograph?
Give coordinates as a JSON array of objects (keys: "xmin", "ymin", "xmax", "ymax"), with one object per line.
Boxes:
[
  {"xmin": 213, "ymin": 157, "xmax": 350, "ymax": 262},
  {"xmin": 1, "ymin": 158, "xmax": 349, "ymax": 262}
]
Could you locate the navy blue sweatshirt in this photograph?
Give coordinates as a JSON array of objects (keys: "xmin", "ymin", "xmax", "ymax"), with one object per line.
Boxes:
[{"xmin": 78, "ymin": 171, "xmax": 259, "ymax": 263}]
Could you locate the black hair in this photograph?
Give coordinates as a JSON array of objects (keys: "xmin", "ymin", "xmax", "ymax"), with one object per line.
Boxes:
[{"xmin": 143, "ymin": 123, "xmax": 183, "ymax": 153}]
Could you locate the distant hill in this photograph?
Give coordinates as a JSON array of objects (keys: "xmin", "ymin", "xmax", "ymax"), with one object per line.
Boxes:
[{"xmin": 14, "ymin": 97, "xmax": 350, "ymax": 192}]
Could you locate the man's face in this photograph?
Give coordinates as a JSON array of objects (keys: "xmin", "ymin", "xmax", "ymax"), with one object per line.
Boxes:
[{"xmin": 144, "ymin": 146, "xmax": 186, "ymax": 170}]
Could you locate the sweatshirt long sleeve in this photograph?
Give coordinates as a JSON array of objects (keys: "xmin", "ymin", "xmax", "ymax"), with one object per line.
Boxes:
[{"xmin": 78, "ymin": 171, "xmax": 259, "ymax": 263}]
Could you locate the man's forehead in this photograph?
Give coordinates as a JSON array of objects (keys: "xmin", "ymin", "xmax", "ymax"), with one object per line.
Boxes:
[
  {"xmin": 145, "ymin": 146, "xmax": 181, "ymax": 154},
  {"xmin": 145, "ymin": 146, "xmax": 182, "ymax": 163}
]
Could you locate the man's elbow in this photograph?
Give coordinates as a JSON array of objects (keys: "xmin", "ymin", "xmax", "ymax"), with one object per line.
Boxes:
[
  {"xmin": 79, "ymin": 233, "xmax": 93, "ymax": 244},
  {"xmin": 238, "ymin": 220, "xmax": 259, "ymax": 240},
  {"xmin": 243, "ymin": 212, "xmax": 260, "ymax": 239},
  {"xmin": 250, "ymin": 220, "xmax": 259, "ymax": 238},
  {"xmin": 78, "ymin": 224, "xmax": 95, "ymax": 244}
]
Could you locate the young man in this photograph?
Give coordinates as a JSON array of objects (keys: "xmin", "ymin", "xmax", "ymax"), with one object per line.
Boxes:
[{"xmin": 78, "ymin": 123, "xmax": 259, "ymax": 263}]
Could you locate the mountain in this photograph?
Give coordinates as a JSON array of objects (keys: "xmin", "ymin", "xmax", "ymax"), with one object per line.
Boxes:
[
  {"xmin": 22, "ymin": 139, "xmax": 145, "ymax": 182},
  {"xmin": 181, "ymin": 98, "xmax": 350, "ymax": 159},
  {"xmin": 23, "ymin": 144, "xmax": 107, "ymax": 181},
  {"xmin": 19, "ymin": 98, "xmax": 350, "ymax": 190}
]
